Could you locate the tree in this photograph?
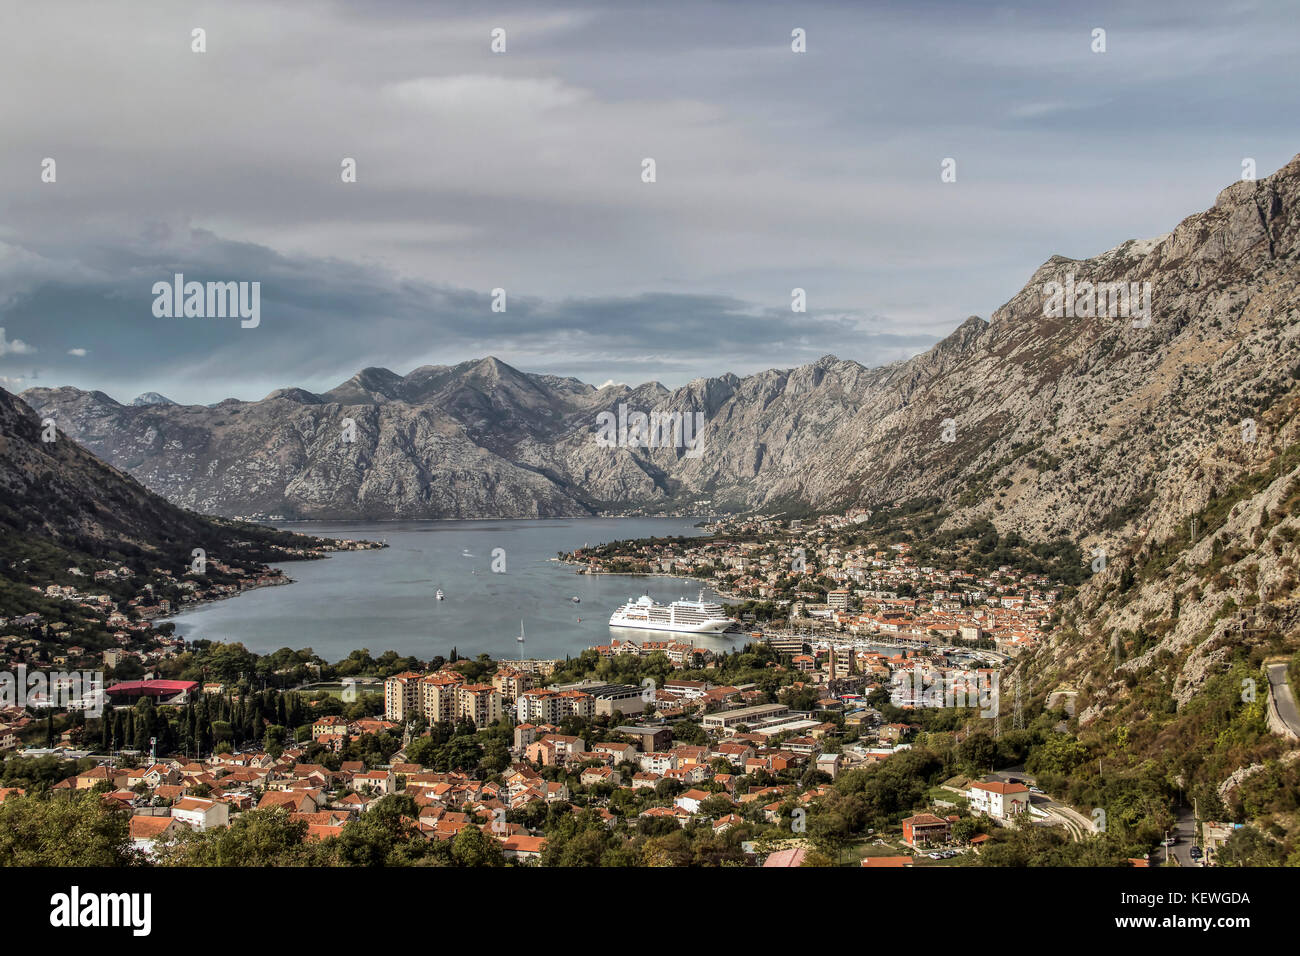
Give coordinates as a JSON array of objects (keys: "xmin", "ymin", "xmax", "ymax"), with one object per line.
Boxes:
[
  {"xmin": 1218, "ymin": 826, "xmax": 1285, "ymax": 867},
  {"xmin": 156, "ymin": 807, "xmax": 313, "ymax": 866},
  {"xmin": 0, "ymin": 793, "xmax": 138, "ymax": 866},
  {"xmin": 956, "ymin": 733, "xmax": 998, "ymax": 775},
  {"xmin": 450, "ymin": 824, "xmax": 504, "ymax": 867},
  {"xmin": 951, "ymin": 817, "xmax": 980, "ymax": 844},
  {"xmin": 1027, "ymin": 733, "xmax": 1090, "ymax": 776}
]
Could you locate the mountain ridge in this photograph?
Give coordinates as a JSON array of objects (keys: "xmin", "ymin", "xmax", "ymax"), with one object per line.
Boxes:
[{"xmin": 20, "ymin": 154, "xmax": 1300, "ymax": 542}]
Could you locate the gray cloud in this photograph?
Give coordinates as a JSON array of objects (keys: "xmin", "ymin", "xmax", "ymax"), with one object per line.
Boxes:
[{"xmin": 0, "ymin": 0, "xmax": 1296, "ymax": 402}]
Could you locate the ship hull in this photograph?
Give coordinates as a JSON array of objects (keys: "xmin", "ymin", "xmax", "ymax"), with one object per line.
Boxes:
[{"xmin": 608, "ymin": 617, "xmax": 733, "ymax": 634}]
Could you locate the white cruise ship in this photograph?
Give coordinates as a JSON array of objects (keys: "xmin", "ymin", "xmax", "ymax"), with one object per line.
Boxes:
[{"xmin": 609, "ymin": 591, "xmax": 735, "ymax": 634}]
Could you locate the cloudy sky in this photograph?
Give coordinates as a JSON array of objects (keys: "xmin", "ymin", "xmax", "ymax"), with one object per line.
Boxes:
[{"xmin": 1, "ymin": 0, "xmax": 1297, "ymax": 404}]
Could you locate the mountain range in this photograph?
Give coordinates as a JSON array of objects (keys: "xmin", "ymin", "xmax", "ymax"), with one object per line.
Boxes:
[{"xmin": 22, "ymin": 154, "xmax": 1300, "ymax": 556}]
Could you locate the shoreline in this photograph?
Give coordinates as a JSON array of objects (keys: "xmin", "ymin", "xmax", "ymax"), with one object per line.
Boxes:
[
  {"xmin": 553, "ymin": 562, "xmax": 743, "ymax": 601},
  {"xmin": 269, "ymin": 514, "xmax": 716, "ymax": 526},
  {"xmin": 161, "ymin": 574, "xmax": 294, "ymax": 623},
  {"xmin": 160, "ymin": 537, "xmax": 387, "ymax": 627}
]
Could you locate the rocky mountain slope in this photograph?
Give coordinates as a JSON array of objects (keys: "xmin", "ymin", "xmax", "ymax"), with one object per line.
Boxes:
[
  {"xmin": 22, "ymin": 155, "xmax": 1300, "ymax": 545},
  {"xmin": 0, "ymin": 386, "xmax": 331, "ymax": 577}
]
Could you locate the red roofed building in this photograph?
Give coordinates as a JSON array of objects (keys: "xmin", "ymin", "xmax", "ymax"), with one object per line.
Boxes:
[
  {"xmin": 762, "ymin": 846, "xmax": 807, "ymax": 867},
  {"xmin": 105, "ymin": 679, "xmax": 197, "ymax": 703},
  {"xmin": 902, "ymin": 812, "xmax": 952, "ymax": 846},
  {"xmin": 967, "ymin": 780, "xmax": 1031, "ymax": 819}
]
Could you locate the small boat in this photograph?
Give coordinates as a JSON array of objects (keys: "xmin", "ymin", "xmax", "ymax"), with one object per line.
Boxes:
[
  {"xmin": 571, "ymin": 596, "xmax": 581, "ymax": 604},
  {"xmin": 435, "ymin": 588, "xmax": 445, "ymax": 601},
  {"xmin": 461, "ymin": 549, "xmax": 473, "ymax": 558},
  {"xmin": 576, "ymin": 617, "xmax": 582, "ymax": 623}
]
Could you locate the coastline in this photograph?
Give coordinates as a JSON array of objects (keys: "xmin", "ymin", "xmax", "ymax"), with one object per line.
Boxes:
[
  {"xmin": 160, "ymin": 537, "xmax": 387, "ymax": 627},
  {"xmin": 553, "ymin": 561, "xmax": 743, "ymax": 601}
]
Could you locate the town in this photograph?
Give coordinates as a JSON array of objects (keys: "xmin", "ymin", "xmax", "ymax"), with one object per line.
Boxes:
[{"xmin": 0, "ymin": 509, "xmax": 1188, "ymax": 867}]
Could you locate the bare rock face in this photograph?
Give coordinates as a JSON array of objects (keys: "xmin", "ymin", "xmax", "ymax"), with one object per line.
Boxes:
[{"xmin": 21, "ymin": 155, "xmax": 1300, "ymax": 534}]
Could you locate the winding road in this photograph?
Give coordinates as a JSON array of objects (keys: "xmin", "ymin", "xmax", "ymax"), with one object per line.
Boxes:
[{"xmin": 1266, "ymin": 663, "xmax": 1300, "ymax": 739}]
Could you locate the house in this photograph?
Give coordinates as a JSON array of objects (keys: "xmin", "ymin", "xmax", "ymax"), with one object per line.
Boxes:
[
  {"xmin": 639, "ymin": 805, "xmax": 693, "ymax": 828},
  {"xmin": 815, "ymin": 752, "xmax": 842, "ymax": 779},
  {"xmin": 127, "ymin": 764, "xmax": 180, "ymax": 789},
  {"xmin": 525, "ymin": 734, "xmax": 586, "ymax": 766},
  {"xmin": 130, "ymin": 814, "xmax": 180, "ymax": 853},
  {"xmin": 589, "ymin": 741, "xmax": 637, "ymax": 765},
  {"xmin": 712, "ymin": 813, "xmax": 744, "ymax": 834},
  {"xmin": 762, "ymin": 846, "xmax": 807, "ymax": 867},
  {"xmin": 879, "ymin": 723, "xmax": 913, "ymax": 743},
  {"xmin": 352, "ymin": 770, "xmax": 395, "ymax": 794},
  {"xmin": 311, "ymin": 715, "xmax": 350, "ymax": 738},
  {"xmin": 901, "ymin": 812, "xmax": 951, "ymax": 846},
  {"xmin": 580, "ymin": 766, "xmax": 621, "ymax": 787},
  {"xmin": 258, "ymin": 790, "xmax": 322, "ymax": 813},
  {"xmin": 171, "ymin": 796, "xmax": 230, "ymax": 831},
  {"xmin": 674, "ymin": 788, "xmax": 713, "ymax": 814},
  {"xmin": 501, "ymin": 835, "xmax": 547, "ymax": 862},
  {"xmin": 74, "ymin": 766, "xmax": 125, "ymax": 791},
  {"xmin": 967, "ymin": 780, "xmax": 1031, "ymax": 820}
]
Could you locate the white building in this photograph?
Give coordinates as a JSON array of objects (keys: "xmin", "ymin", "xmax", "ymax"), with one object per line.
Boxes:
[
  {"xmin": 170, "ymin": 797, "xmax": 230, "ymax": 831},
  {"xmin": 967, "ymin": 780, "xmax": 1031, "ymax": 820}
]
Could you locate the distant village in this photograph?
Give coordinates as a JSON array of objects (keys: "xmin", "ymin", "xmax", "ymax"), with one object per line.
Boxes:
[
  {"xmin": 0, "ymin": 538, "xmax": 379, "ymax": 678},
  {"xmin": 564, "ymin": 508, "xmax": 1062, "ymax": 658}
]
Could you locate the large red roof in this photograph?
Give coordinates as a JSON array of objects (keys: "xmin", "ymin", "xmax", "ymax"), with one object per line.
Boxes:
[{"xmin": 106, "ymin": 679, "xmax": 197, "ymax": 696}]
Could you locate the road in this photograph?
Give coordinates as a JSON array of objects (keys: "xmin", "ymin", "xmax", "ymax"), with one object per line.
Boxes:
[
  {"xmin": 1266, "ymin": 663, "xmax": 1300, "ymax": 738},
  {"xmin": 1166, "ymin": 803, "xmax": 1199, "ymax": 867}
]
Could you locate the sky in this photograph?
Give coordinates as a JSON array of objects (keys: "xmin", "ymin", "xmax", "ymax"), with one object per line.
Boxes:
[{"xmin": 1, "ymin": 0, "xmax": 1297, "ymax": 404}]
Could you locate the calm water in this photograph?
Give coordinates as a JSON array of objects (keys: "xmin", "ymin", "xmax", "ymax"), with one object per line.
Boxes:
[{"xmin": 165, "ymin": 518, "xmax": 738, "ymax": 662}]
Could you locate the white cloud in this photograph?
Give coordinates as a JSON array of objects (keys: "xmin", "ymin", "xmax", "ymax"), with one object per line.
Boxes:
[
  {"xmin": 0, "ymin": 327, "xmax": 35, "ymax": 356},
  {"xmin": 67, "ymin": 347, "xmax": 88, "ymax": 357},
  {"xmin": 384, "ymin": 74, "xmax": 589, "ymax": 114}
]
